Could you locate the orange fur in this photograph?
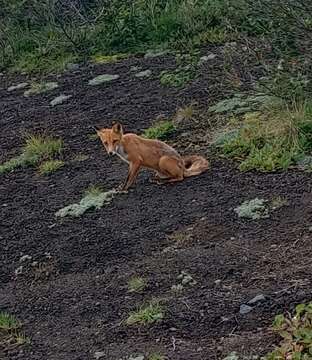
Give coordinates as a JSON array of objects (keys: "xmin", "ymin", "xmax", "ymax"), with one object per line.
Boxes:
[{"xmin": 95, "ymin": 122, "xmax": 209, "ymax": 191}]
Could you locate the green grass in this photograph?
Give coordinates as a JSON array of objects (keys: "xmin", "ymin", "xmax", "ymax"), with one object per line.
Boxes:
[
  {"xmin": 126, "ymin": 301, "xmax": 164, "ymax": 326},
  {"xmin": 0, "ymin": 312, "xmax": 20, "ymax": 331},
  {"xmin": 218, "ymin": 101, "xmax": 312, "ymax": 172},
  {"xmin": 1, "ymin": 0, "xmax": 243, "ymax": 74},
  {"xmin": 143, "ymin": 121, "xmax": 176, "ymax": 140},
  {"xmin": 128, "ymin": 277, "xmax": 147, "ymax": 293},
  {"xmin": 38, "ymin": 160, "xmax": 65, "ymax": 175},
  {"xmin": 0, "ymin": 312, "xmax": 29, "ymax": 348},
  {"xmin": 84, "ymin": 185, "xmax": 103, "ymax": 197},
  {"xmin": 264, "ymin": 303, "xmax": 312, "ymax": 359},
  {"xmin": 0, "ymin": 135, "xmax": 63, "ymax": 174},
  {"xmin": 148, "ymin": 353, "xmax": 165, "ymax": 360},
  {"xmin": 160, "ymin": 68, "xmax": 195, "ymax": 88}
]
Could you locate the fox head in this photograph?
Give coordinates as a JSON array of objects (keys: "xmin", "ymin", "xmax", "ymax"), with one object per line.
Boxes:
[{"xmin": 94, "ymin": 122, "xmax": 123, "ymax": 155}]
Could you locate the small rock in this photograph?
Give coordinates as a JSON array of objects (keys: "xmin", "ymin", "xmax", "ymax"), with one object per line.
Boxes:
[
  {"xmin": 88, "ymin": 74, "xmax": 119, "ymax": 86},
  {"xmin": 239, "ymin": 304, "xmax": 253, "ymax": 315},
  {"xmin": 15, "ymin": 266, "xmax": 23, "ymax": 275},
  {"xmin": 309, "ymin": 226, "xmax": 312, "ymax": 232},
  {"xmin": 215, "ymin": 279, "xmax": 222, "ymax": 286},
  {"xmin": 50, "ymin": 94, "xmax": 72, "ymax": 107},
  {"xmin": 8, "ymin": 82, "xmax": 29, "ymax": 92},
  {"xmin": 31, "ymin": 261, "xmax": 38, "ymax": 267},
  {"xmin": 94, "ymin": 351, "xmax": 105, "ymax": 359},
  {"xmin": 135, "ymin": 69, "xmax": 152, "ymax": 78},
  {"xmin": 19, "ymin": 255, "xmax": 32, "ymax": 262},
  {"xmin": 248, "ymin": 294, "xmax": 266, "ymax": 304}
]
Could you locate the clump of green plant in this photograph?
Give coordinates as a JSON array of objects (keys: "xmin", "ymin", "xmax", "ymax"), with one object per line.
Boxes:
[
  {"xmin": 209, "ymin": 93, "xmax": 277, "ymax": 115},
  {"xmin": 160, "ymin": 68, "xmax": 195, "ymax": 88},
  {"xmin": 24, "ymin": 81, "xmax": 58, "ymax": 96},
  {"xmin": 0, "ymin": 312, "xmax": 29, "ymax": 347},
  {"xmin": 126, "ymin": 301, "xmax": 164, "ymax": 326},
  {"xmin": 148, "ymin": 353, "xmax": 165, "ymax": 360},
  {"xmin": 128, "ymin": 276, "xmax": 147, "ymax": 293},
  {"xmin": 271, "ymin": 196, "xmax": 288, "ymax": 210},
  {"xmin": 218, "ymin": 101, "xmax": 312, "ymax": 172},
  {"xmin": 143, "ymin": 121, "xmax": 176, "ymax": 140},
  {"xmin": 38, "ymin": 160, "xmax": 64, "ymax": 175},
  {"xmin": 265, "ymin": 303, "xmax": 312, "ymax": 359},
  {"xmin": 55, "ymin": 187, "xmax": 116, "ymax": 218},
  {"xmin": 0, "ymin": 135, "xmax": 63, "ymax": 174},
  {"xmin": 235, "ymin": 198, "xmax": 269, "ymax": 220},
  {"xmin": 91, "ymin": 53, "xmax": 128, "ymax": 64}
]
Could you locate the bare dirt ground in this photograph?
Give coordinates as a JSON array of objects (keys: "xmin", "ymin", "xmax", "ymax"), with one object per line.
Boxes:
[{"xmin": 1, "ymin": 45, "xmax": 312, "ymax": 360}]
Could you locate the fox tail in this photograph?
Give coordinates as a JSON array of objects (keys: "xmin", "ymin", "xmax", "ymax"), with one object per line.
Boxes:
[{"xmin": 183, "ymin": 155, "xmax": 209, "ymax": 177}]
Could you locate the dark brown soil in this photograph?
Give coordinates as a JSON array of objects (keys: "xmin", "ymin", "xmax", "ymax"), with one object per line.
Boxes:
[{"xmin": 1, "ymin": 45, "xmax": 312, "ymax": 360}]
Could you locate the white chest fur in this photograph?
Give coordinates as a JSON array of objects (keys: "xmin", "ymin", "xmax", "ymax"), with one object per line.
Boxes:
[{"xmin": 115, "ymin": 144, "xmax": 129, "ymax": 163}]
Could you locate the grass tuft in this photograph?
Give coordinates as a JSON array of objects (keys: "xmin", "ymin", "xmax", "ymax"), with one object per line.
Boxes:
[
  {"xmin": 38, "ymin": 160, "xmax": 65, "ymax": 175},
  {"xmin": 218, "ymin": 101, "xmax": 312, "ymax": 172},
  {"xmin": 126, "ymin": 301, "xmax": 164, "ymax": 326},
  {"xmin": 0, "ymin": 312, "xmax": 20, "ymax": 331},
  {"xmin": 128, "ymin": 276, "xmax": 147, "ymax": 293},
  {"xmin": 0, "ymin": 311, "xmax": 29, "ymax": 348},
  {"xmin": 0, "ymin": 135, "xmax": 63, "ymax": 174},
  {"xmin": 148, "ymin": 353, "xmax": 165, "ymax": 360},
  {"xmin": 143, "ymin": 121, "xmax": 176, "ymax": 140}
]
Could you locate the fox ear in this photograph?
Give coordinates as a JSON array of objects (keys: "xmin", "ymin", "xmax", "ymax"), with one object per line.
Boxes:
[
  {"xmin": 112, "ymin": 121, "xmax": 123, "ymax": 135},
  {"xmin": 93, "ymin": 125, "xmax": 101, "ymax": 132}
]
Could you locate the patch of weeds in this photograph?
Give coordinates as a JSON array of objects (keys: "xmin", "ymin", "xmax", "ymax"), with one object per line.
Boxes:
[
  {"xmin": 55, "ymin": 187, "xmax": 116, "ymax": 218},
  {"xmin": 91, "ymin": 53, "xmax": 128, "ymax": 64},
  {"xmin": 168, "ymin": 228, "xmax": 193, "ymax": 248},
  {"xmin": 38, "ymin": 160, "xmax": 64, "ymax": 175},
  {"xmin": 88, "ymin": 133, "xmax": 99, "ymax": 141},
  {"xmin": 143, "ymin": 121, "xmax": 176, "ymax": 140},
  {"xmin": 271, "ymin": 196, "xmax": 288, "ymax": 210},
  {"xmin": 193, "ymin": 28, "xmax": 231, "ymax": 45},
  {"xmin": 173, "ymin": 103, "xmax": 196, "ymax": 128},
  {"xmin": 0, "ymin": 135, "xmax": 63, "ymax": 174},
  {"xmin": 160, "ymin": 68, "xmax": 195, "ymax": 88},
  {"xmin": 84, "ymin": 185, "xmax": 103, "ymax": 196},
  {"xmin": 234, "ymin": 198, "xmax": 269, "ymax": 220},
  {"xmin": 148, "ymin": 353, "xmax": 165, "ymax": 360},
  {"xmin": 209, "ymin": 93, "xmax": 277, "ymax": 115},
  {"xmin": 24, "ymin": 81, "xmax": 58, "ymax": 96},
  {"xmin": 264, "ymin": 303, "xmax": 312, "ymax": 360},
  {"xmin": 126, "ymin": 301, "xmax": 164, "ymax": 326},
  {"xmin": 218, "ymin": 101, "xmax": 312, "ymax": 172},
  {"xmin": 0, "ymin": 312, "xmax": 29, "ymax": 347},
  {"xmin": 72, "ymin": 153, "xmax": 89, "ymax": 162},
  {"xmin": 128, "ymin": 276, "xmax": 147, "ymax": 293},
  {"xmin": 0, "ymin": 312, "xmax": 20, "ymax": 331}
]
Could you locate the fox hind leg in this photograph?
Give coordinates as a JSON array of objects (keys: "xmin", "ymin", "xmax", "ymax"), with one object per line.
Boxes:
[{"xmin": 157, "ymin": 156, "xmax": 184, "ymax": 184}]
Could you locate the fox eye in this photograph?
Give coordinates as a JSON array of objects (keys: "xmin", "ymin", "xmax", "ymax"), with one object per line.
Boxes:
[
  {"xmin": 104, "ymin": 141, "xmax": 108, "ymax": 146},
  {"xmin": 113, "ymin": 140, "xmax": 118, "ymax": 144}
]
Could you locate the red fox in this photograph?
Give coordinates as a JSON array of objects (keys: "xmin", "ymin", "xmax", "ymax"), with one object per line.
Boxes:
[{"xmin": 94, "ymin": 122, "xmax": 209, "ymax": 191}]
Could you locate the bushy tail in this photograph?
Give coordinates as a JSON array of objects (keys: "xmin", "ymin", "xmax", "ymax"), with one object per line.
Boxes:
[{"xmin": 183, "ymin": 155, "xmax": 209, "ymax": 177}]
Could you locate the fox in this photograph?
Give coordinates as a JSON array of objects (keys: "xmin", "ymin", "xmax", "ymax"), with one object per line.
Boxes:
[{"xmin": 94, "ymin": 122, "xmax": 209, "ymax": 191}]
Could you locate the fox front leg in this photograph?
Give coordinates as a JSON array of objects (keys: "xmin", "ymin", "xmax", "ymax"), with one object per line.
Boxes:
[{"xmin": 119, "ymin": 162, "xmax": 141, "ymax": 191}]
